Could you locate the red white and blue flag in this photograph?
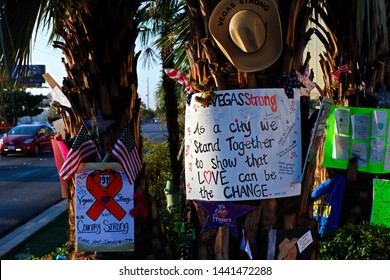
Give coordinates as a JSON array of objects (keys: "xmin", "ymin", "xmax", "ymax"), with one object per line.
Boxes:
[
  {"xmin": 59, "ymin": 125, "xmax": 97, "ymax": 181},
  {"xmin": 112, "ymin": 123, "xmax": 143, "ymax": 184},
  {"xmin": 240, "ymin": 228, "xmax": 253, "ymax": 260},
  {"xmin": 330, "ymin": 64, "xmax": 349, "ymax": 82}
]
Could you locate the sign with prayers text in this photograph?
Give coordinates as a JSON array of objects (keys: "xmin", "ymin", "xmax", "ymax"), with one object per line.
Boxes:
[
  {"xmin": 323, "ymin": 106, "xmax": 390, "ymax": 173},
  {"xmin": 75, "ymin": 163, "xmax": 134, "ymax": 252},
  {"xmin": 185, "ymin": 89, "xmax": 302, "ymax": 201}
]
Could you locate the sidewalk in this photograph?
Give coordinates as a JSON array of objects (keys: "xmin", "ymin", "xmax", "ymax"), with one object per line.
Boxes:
[{"xmin": 0, "ymin": 199, "xmax": 68, "ymax": 259}]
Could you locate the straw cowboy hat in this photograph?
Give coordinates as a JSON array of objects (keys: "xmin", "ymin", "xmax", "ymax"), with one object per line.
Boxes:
[{"xmin": 209, "ymin": 0, "xmax": 282, "ymax": 72}]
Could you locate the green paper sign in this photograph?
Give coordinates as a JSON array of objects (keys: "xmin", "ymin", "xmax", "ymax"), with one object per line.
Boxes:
[
  {"xmin": 323, "ymin": 106, "xmax": 390, "ymax": 173},
  {"xmin": 371, "ymin": 179, "xmax": 390, "ymax": 227}
]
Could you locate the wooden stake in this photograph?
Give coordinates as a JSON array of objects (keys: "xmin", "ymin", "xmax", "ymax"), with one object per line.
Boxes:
[{"xmin": 42, "ymin": 73, "xmax": 61, "ymax": 89}]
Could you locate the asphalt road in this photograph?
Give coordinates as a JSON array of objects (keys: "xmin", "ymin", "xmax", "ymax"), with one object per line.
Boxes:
[
  {"xmin": 0, "ymin": 152, "xmax": 63, "ymax": 238},
  {"xmin": 0, "ymin": 123, "xmax": 168, "ymax": 238},
  {"xmin": 141, "ymin": 122, "xmax": 168, "ymax": 142}
]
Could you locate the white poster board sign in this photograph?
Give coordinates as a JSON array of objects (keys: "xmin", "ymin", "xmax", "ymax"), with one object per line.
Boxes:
[
  {"xmin": 75, "ymin": 163, "xmax": 134, "ymax": 252},
  {"xmin": 185, "ymin": 89, "xmax": 301, "ymax": 201}
]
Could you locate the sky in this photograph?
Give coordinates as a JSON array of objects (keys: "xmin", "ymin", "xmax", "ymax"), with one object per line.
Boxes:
[{"xmin": 29, "ymin": 29, "xmax": 159, "ymax": 110}]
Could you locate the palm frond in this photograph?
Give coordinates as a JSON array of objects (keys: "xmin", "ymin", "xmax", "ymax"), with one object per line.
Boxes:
[{"xmin": 0, "ymin": 0, "xmax": 47, "ymax": 84}]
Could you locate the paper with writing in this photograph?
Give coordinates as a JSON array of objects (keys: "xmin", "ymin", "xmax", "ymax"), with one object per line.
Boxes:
[{"xmin": 185, "ymin": 89, "xmax": 301, "ymax": 201}]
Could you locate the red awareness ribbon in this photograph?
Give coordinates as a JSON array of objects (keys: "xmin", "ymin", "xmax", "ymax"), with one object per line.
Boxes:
[{"xmin": 86, "ymin": 169, "xmax": 126, "ymax": 221}]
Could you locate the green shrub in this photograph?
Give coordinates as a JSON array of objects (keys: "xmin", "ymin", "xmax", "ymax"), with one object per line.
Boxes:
[
  {"xmin": 24, "ymin": 243, "xmax": 68, "ymax": 260},
  {"xmin": 318, "ymin": 222, "xmax": 390, "ymax": 260},
  {"xmin": 143, "ymin": 139, "xmax": 172, "ymax": 203},
  {"xmin": 143, "ymin": 138, "xmax": 182, "ymax": 257}
]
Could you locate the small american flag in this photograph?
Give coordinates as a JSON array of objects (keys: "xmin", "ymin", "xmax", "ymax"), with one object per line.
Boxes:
[
  {"xmin": 59, "ymin": 125, "xmax": 97, "ymax": 181},
  {"xmin": 112, "ymin": 123, "xmax": 142, "ymax": 184},
  {"xmin": 330, "ymin": 64, "xmax": 349, "ymax": 82},
  {"xmin": 240, "ymin": 228, "xmax": 253, "ymax": 260}
]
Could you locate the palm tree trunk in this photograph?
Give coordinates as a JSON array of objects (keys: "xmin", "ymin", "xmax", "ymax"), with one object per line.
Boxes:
[
  {"xmin": 183, "ymin": 0, "xmax": 317, "ymax": 259},
  {"xmin": 46, "ymin": 0, "xmax": 174, "ymax": 260},
  {"xmin": 161, "ymin": 30, "xmax": 183, "ymax": 193}
]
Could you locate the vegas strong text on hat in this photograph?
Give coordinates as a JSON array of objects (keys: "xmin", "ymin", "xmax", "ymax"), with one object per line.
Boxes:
[{"xmin": 209, "ymin": 0, "xmax": 282, "ymax": 72}]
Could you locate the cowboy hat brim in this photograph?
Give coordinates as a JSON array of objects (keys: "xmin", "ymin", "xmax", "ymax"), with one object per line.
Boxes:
[{"xmin": 209, "ymin": 0, "xmax": 283, "ymax": 72}]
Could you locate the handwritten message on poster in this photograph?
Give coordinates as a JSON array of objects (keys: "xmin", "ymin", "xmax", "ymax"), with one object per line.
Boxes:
[
  {"xmin": 185, "ymin": 89, "xmax": 302, "ymax": 201},
  {"xmin": 323, "ymin": 106, "xmax": 390, "ymax": 173},
  {"xmin": 371, "ymin": 179, "xmax": 390, "ymax": 227},
  {"xmin": 75, "ymin": 163, "xmax": 134, "ymax": 252}
]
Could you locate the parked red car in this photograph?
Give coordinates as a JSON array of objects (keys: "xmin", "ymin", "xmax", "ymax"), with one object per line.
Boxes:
[{"xmin": 0, "ymin": 124, "xmax": 56, "ymax": 156}]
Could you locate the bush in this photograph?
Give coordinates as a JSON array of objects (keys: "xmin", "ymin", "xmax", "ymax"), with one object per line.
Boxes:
[
  {"xmin": 318, "ymin": 222, "xmax": 390, "ymax": 260},
  {"xmin": 143, "ymin": 139, "xmax": 172, "ymax": 203},
  {"xmin": 143, "ymin": 138, "xmax": 183, "ymax": 258},
  {"xmin": 25, "ymin": 243, "xmax": 68, "ymax": 260}
]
